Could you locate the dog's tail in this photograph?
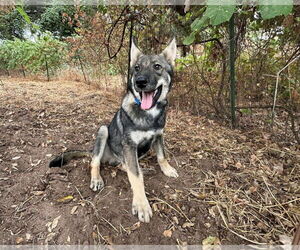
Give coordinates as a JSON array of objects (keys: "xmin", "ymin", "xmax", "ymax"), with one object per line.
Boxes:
[{"xmin": 49, "ymin": 150, "xmax": 92, "ymax": 168}]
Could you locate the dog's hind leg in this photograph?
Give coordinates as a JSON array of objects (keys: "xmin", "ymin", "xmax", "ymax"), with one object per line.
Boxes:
[
  {"xmin": 153, "ymin": 135, "xmax": 178, "ymax": 178},
  {"xmin": 123, "ymin": 144, "xmax": 152, "ymax": 223},
  {"xmin": 90, "ymin": 125, "xmax": 108, "ymax": 191}
]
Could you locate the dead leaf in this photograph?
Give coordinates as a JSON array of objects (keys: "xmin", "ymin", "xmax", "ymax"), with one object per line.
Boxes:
[
  {"xmin": 45, "ymin": 232, "xmax": 56, "ymax": 243},
  {"xmin": 111, "ymin": 170, "xmax": 117, "ymax": 178},
  {"xmin": 202, "ymin": 236, "xmax": 221, "ymax": 245},
  {"xmin": 25, "ymin": 233, "xmax": 32, "ymax": 241},
  {"xmin": 152, "ymin": 203, "xmax": 158, "ymax": 212},
  {"xmin": 92, "ymin": 232, "xmax": 98, "ymax": 239},
  {"xmin": 16, "ymin": 237, "xmax": 24, "ymax": 244},
  {"xmin": 208, "ymin": 206, "xmax": 217, "ymax": 218},
  {"xmin": 57, "ymin": 195, "xmax": 73, "ymax": 203},
  {"xmin": 257, "ymin": 222, "xmax": 267, "ymax": 230},
  {"xmin": 30, "ymin": 159, "xmax": 41, "ymax": 167},
  {"xmin": 163, "ymin": 229, "xmax": 173, "ymax": 238},
  {"xmin": 71, "ymin": 206, "xmax": 78, "ymax": 215},
  {"xmin": 129, "ymin": 222, "xmax": 141, "ymax": 231},
  {"xmin": 168, "ymin": 192, "xmax": 178, "ymax": 200},
  {"xmin": 222, "ymin": 159, "xmax": 228, "ymax": 168},
  {"xmin": 32, "ymin": 191, "xmax": 44, "ymax": 196},
  {"xmin": 246, "ymin": 186, "xmax": 258, "ymax": 194},
  {"xmin": 190, "ymin": 190, "xmax": 207, "ymax": 199},
  {"xmin": 172, "ymin": 216, "xmax": 179, "ymax": 224},
  {"xmin": 279, "ymin": 234, "xmax": 292, "ymax": 245},
  {"xmin": 250, "ymin": 154, "xmax": 258, "ymax": 163},
  {"xmin": 46, "ymin": 215, "xmax": 61, "ymax": 232},
  {"xmin": 182, "ymin": 222, "xmax": 194, "ymax": 228},
  {"xmin": 125, "ymin": 221, "xmax": 141, "ymax": 234},
  {"xmin": 204, "ymin": 223, "xmax": 211, "ymax": 228},
  {"xmin": 235, "ymin": 162, "xmax": 242, "ymax": 169},
  {"xmin": 273, "ymin": 165, "xmax": 284, "ymax": 174}
]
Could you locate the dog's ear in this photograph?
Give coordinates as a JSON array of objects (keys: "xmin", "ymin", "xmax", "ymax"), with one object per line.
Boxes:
[
  {"xmin": 161, "ymin": 37, "xmax": 177, "ymax": 67},
  {"xmin": 130, "ymin": 39, "xmax": 142, "ymax": 67}
]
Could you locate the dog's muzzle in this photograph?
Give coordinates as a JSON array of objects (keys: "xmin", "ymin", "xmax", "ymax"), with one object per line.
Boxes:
[{"xmin": 135, "ymin": 76, "xmax": 148, "ymax": 89}]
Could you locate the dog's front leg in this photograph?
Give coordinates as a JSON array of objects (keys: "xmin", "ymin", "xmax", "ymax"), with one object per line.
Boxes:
[
  {"xmin": 123, "ymin": 143, "xmax": 152, "ymax": 223},
  {"xmin": 153, "ymin": 135, "xmax": 178, "ymax": 178},
  {"xmin": 90, "ymin": 126, "xmax": 108, "ymax": 191}
]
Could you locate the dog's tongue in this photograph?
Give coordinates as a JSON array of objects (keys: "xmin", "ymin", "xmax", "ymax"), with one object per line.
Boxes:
[{"xmin": 141, "ymin": 91, "xmax": 154, "ymax": 110}]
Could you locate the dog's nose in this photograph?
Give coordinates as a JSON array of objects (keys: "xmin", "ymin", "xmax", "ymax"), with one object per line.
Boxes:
[{"xmin": 135, "ymin": 76, "xmax": 148, "ymax": 89}]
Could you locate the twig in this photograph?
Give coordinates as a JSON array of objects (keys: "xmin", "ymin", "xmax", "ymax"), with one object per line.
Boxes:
[
  {"xmin": 101, "ymin": 217, "xmax": 119, "ymax": 233},
  {"xmin": 272, "ymin": 55, "xmax": 300, "ymax": 124},
  {"xmin": 217, "ymin": 203, "xmax": 267, "ymax": 245},
  {"xmin": 74, "ymin": 185, "xmax": 119, "ymax": 234},
  {"xmin": 149, "ymin": 196, "xmax": 191, "ymax": 222},
  {"xmin": 262, "ymin": 176, "xmax": 295, "ymax": 225}
]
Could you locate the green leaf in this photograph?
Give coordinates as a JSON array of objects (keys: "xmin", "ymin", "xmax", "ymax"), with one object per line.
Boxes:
[
  {"xmin": 205, "ymin": 2, "xmax": 236, "ymax": 26},
  {"xmin": 183, "ymin": 32, "xmax": 196, "ymax": 45},
  {"xmin": 16, "ymin": 6, "xmax": 31, "ymax": 24},
  {"xmin": 16, "ymin": 6, "xmax": 40, "ymax": 30},
  {"xmin": 191, "ymin": 16, "xmax": 209, "ymax": 31},
  {"xmin": 259, "ymin": 0, "xmax": 293, "ymax": 19}
]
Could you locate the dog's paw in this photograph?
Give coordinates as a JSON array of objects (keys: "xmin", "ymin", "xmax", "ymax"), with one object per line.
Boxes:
[
  {"xmin": 90, "ymin": 177, "xmax": 104, "ymax": 191},
  {"xmin": 132, "ymin": 197, "xmax": 153, "ymax": 223},
  {"xmin": 162, "ymin": 166, "xmax": 179, "ymax": 178}
]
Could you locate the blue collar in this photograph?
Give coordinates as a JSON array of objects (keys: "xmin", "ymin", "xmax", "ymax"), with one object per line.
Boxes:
[{"xmin": 134, "ymin": 97, "xmax": 141, "ymax": 105}]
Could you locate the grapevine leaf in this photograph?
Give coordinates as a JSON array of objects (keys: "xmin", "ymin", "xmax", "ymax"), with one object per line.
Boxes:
[
  {"xmin": 183, "ymin": 32, "xmax": 196, "ymax": 45},
  {"xmin": 205, "ymin": 0, "xmax": 236, "ymax": 26},
  {"xmin": 191, "ymin": 16, "xmax": 209, "ymax": 31},
  {"xmin": 259, "ymin": 0, "xmax": 293, "ymax": 19}
]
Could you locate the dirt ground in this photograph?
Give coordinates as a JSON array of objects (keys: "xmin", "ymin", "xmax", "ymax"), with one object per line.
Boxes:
[{"xmin": 0, "ymin": 77, "xmax": 299, "ymax": 245}]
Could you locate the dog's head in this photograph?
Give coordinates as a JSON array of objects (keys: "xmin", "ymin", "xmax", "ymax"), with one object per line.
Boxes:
[{"xmin": 129, "ymin": 38, "xmax": 176, "ymax": 110}]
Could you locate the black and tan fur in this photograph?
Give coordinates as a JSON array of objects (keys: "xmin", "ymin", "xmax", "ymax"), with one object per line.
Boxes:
[{"xmin": 49, "ymin": 38, "xmax": 178, "ymax": 223}]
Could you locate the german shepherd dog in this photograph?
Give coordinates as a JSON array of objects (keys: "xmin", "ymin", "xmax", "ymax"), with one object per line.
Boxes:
[{"xmin": 49, "ymin": 38, "xmax": 178, "ymax": 223}]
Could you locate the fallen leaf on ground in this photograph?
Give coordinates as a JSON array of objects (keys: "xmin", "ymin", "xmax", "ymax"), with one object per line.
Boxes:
[
  {"xmin": 202, "ymin": 236, "xmax": 221, "ymax": 245},
  {"xmin": 25, "ymin": 233, "xmax": 32, "ymax": 241},
  {"xmin": 182, "ymin": 222, "xmax": 194, "ymax": 228},
  {"xmin": 190, "ymin": 190, "xmax": 207, "ymax": 199},
  {"xmin": 46, "ymin": 215, "xmax": 61, "ymax": 232},
  {"xmin": 235, "ymin": 162, "xmax": 242, "ymax": 169},
  {"xmin": 32, "ymin": 191, "xmax": 44, "ymax": 196},
  {"xmin": 51, "ymin": 216, "xmax": 61, "ymax": 231},
  {"xmin": 71, "ymin": 206, "xmax": 78, "ymax": 215},
  {"xmin": 125, "ymin": 222, "xmax": 141, "ymax": 234},
  {"xmin": 57, "ymin": 195, "xmax": 73, "ymax": 203},
  {"xmin": 15, "ymin": 237, "xmax": 24, "ymax": 244},
  {"xmin": 163, "ymin": 229, "xmax": 173, "ymax": 237},
  {"xmin": 172, "ymin": 216, "xmax": 179, "ymax": 224},
  {"xmin": 45, "ymin": 232, "xmax": 56, "ymax": 243},
  {"xmin": 279, "ymin": 234, "xmax": 292, "ymax": 245}
]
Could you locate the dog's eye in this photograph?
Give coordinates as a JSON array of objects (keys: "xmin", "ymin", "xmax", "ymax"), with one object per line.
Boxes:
[
  {"xmin": 135, "ymin": 65, "xmax": 140, "ymax": 72},
  {"xmin": 153, "ymin": 64, "xmax": 162, "ymax": 70}
]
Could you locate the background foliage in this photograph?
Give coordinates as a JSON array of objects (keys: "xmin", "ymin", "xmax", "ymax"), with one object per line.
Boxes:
[{"xmin": 0, "ymin": 4, "xmax": 299, "ymax": 143}]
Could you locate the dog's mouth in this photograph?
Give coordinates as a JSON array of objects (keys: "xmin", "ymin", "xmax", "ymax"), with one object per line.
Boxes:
[{"xmin": 139, "ymin": 85, "xmax": 162, "ymax": 110}]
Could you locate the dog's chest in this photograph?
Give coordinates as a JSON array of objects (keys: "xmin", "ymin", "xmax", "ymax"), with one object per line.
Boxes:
[{"xmin": 130, "ymin": 129, "xmax": 162, "ymax": 145}]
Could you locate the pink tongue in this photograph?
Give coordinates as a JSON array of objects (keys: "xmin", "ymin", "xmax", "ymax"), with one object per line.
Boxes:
[{"xmin": 141, "ymin": 91, "xmax": 154, "ymax": 110}]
